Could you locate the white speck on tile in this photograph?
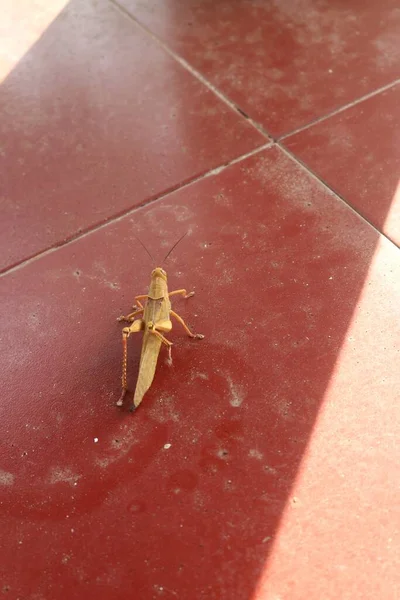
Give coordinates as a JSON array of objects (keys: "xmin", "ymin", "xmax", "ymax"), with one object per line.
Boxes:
[
  {"xmin": 94, "ymin": 438, "xmax": 99, "ymax": 443},
  {"xmin": 163, "ymin": 443, "xmax": 172, "ymax": 450}
]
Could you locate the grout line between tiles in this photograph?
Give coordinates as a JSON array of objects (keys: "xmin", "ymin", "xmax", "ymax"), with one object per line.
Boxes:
[
  {"xmin": 279, "ymin": 143, "xmax": 400, "ymax": 251},
  {"xmin": 110, "ymin": 0, "xmax": 400, "ymax": 144},
  {"xmin": 0, "ymin": 142, "xmax": 271, "ymax": 278},
  {"xmin": 109, "ymin": 0, "xmax": 271, "ymax": 140},
  {"xmin": 279, "ymin": 79, "xmax": 400, "ymax": 140},
  {"xmin": 108, "ymin": 0, "xmax": 400, "ymax": 253},
  {"xmin": 3, "ymin": 135, "xmax": 398, "ymax": 278}
]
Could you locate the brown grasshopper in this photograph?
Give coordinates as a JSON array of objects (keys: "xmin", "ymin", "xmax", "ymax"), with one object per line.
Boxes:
[{"xmin": 116, "ymin": 244, "xmax": 204, "ymax": 411}]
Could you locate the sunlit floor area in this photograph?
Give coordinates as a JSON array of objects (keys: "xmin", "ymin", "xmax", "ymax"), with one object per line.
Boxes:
[{"xmin": 0, "ymin": 1, "xmax": 399, "ymax": 598}]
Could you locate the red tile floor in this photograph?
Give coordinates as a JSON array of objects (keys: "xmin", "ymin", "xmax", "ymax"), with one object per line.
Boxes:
[{"xmin": 1, "ymin": 1, "xmax": 399, "ymax": 598}]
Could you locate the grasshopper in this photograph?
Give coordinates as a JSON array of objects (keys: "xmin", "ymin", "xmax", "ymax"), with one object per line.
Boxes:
[{"xmin": 116, "ymin": 239, "xmax": 204, "ymax": 411}]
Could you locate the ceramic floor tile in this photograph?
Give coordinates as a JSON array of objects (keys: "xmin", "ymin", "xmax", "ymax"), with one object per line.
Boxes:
[
  {"xmin": 0, "ymin": 0, "xmax": 265, "ymax": 273},
  {"xmin": 283, "ymin": 84, "xmax": 400, "ymax": 246},
  {"xmin": 1, "ymin": 146, "xmax": 399, "ymax": 599},
  {"xmin": 118, "ymin": 0, "xmax": 400, "ymax": 138}
]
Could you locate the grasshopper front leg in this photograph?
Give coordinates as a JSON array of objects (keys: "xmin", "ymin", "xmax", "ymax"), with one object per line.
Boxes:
[
  {"xmin": 168, "ymin": 289, "xmax": 195, "ymax": 299},
  {"xmin": 170, "ymin": 310, "xmax": 204, "ymax": 339},
  {"xmin": 117, "ymin": 308, "xmax": 144, "ymax": 323},
  {"xmin": 130, "ymin": 295, "xmax": 147, "ymax": 311}
]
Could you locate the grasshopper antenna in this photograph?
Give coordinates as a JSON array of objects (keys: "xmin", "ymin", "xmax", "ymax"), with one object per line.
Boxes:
[
  {"xmin": 134, "ymin": 233, "xmax": 154, "ymax": 264},
  {"xmin": 162, "ymin": 231, "xmax": 188, "ymax": 264}
]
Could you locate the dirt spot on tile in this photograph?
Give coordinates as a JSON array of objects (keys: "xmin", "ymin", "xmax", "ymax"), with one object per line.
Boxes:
[
  {"xmin": 226, "ymin": 375, "xmax": 245, "ymax": 407},
  {"xmin": 263, "ymin": 465, "xmax": 278, "ymax": 476},
  {"xmin": 61, "ymin": 554, "xmax": 72, "ymax": 564},
  {"xmin": 190, "ymin": 371, "xmax": 209, "ymax": 381},
  {"xmin": 223, "ymin": 478, "xmax": 235, "ymax": 491},
  {"xmin": 249, "ymin": 449, "xmax": 263, "ymax": 460},
  {"xmin": 148, "ymin": 394, "xmax": 180, "ymax": 423},
  {"xmin": 198, "ymin": 456, "xmax": 223, "ymax": 475},
  {"xmin": 95, "ymin": 428, "xmax": 139, "ymax": 468},
  {"xmin": 213, "ymin": 191, "xmax": 231, "ymax": 207},
  {"xmin": 48, "ymin": 467, "xmax": 80, "ymax": 487},
  {"xmin": 216, "ymin": 448, "xmax": 230, "ymax": 460},
  {"xmin": 275, "ymin": 397, "xmax": 293, "ymax": 420},
  {"xmin": 0, "ymin": 470, "xmax": 14, "ymax": 486},
  {"xmin": 128, "ymin": 500, "xmax": 147, "ymax": 514}
]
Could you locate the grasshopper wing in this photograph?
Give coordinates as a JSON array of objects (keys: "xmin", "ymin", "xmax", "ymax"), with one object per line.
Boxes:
[{"xmin": 133, "ymin": 332, "xmax": 162, "ymax": 408}]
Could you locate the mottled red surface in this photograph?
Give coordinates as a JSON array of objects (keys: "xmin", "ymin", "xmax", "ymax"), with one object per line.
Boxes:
[
  {"xmin": 0, "ymin": 0, "xmax": 264, "ymax": 272},
  {"xmin": 119, "ymin": 0, "xmax": 400, "ymax": 137},
  {"xmin": 283, "ymin": 84, "xmax": 400, "ymax": 245},
  {"xmin": 1, "ymin": 1, "xmax": 399, "ymax": 599}
]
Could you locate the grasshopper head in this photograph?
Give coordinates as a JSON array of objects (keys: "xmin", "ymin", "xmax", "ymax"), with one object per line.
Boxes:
[{"xmin": 151, "ymin": 267, "xmax": 167, "ymax": 280}]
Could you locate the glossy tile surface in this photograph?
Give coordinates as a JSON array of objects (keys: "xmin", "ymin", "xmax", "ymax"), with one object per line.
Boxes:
[
  {"xmin": 283, "ymin": 84, "xmax": 400, "ymax": 245},
  {"xmin": 119, "ymin": 0, "xmax": 400, "ymax": 137},
  {"xmin": 1, "ymin": 147, "xmax": 399, "ymax": 599},
  {"xmin": 2, "ymin": 1, "xmax": 400, "ymax": 598},
  {"xmin": 0, "ymin": 0, "xmax": 265, "ymax": 272}
]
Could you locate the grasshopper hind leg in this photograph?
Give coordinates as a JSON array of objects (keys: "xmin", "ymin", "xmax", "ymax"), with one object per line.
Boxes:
[
  {"xmin": 117, "ymin": 320, "xmax": 144, "ymax": 407},
  {"xmin": 116, "ymin": 388, "xmax": 128, "ymax": 407}
]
